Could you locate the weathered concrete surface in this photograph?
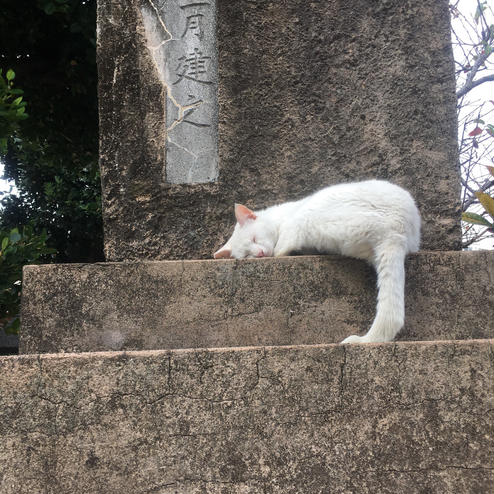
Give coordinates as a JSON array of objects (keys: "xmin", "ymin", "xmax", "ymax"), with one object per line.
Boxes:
[
  {"xmin": 98, "ymin": 0, "xmax": 460, "ymax": 261},
  {"xmin": 1, "ymin": 340, "xmax": 492, "ymax": 493},
  {"xmin": 20, "ymin": 251, "xmax": 493, "ymax": 354}
]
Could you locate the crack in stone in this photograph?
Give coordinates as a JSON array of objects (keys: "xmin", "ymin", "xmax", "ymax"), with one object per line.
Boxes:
[
  {"xmin": 167, "ymin": 99, "xmax": 205, "ymax": 133},
  {"xmin": 360, "ymin": 465, "xmax": 494, "ymax": 475},
  {"xmin": 145, "ymin": 0, "xmax": 174, "ymax": 42},
  {"xmin": 148, "ymin": 39, "xmax": 170, "ymax": 51},
  {"xmin": 167, "ymin": 136, "xmax": 198, "ymax": 160},
  {"xmin": 140, "ymin": 1, "xmax": 185, "ymax": 134},
  {"xmin": 167, "ymin": 431, "xmax": 222, "ymax": 438},
  {"xmin": 176, "ymin": 477, "xmax": 266, "ymax": 486},
  {"xmin": 145, "ymin": 481, "xmax": 178, "ymax": 493},
  {"xmin": 339, "ymin": 345, "xmax": 347, "ymax": 400},
  {"xmin": 167, "ymin": 354, "xmax": 172, "ymax": 389}
]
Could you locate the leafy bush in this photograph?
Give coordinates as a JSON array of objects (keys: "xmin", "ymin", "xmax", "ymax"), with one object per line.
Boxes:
[
  {"xmin": 0, "ymin": 0, "xmax": 103, "ymax": 263},
  {"xmin": 462, "ymin": 182, "xmax": 494, "ymax": 233},
  {"xmin": 0, "ymin": 69, "xmax": 28, "ymax": 154},
  {"xmin": 0, "ymin": 226, "xmax": 55, "ymax": 334}
]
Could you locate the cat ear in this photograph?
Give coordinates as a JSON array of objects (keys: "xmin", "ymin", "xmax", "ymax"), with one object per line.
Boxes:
[
  {"xmin": 235, "ymin": 204, "xmax": 257, "ymax": 225},
  {"xmin": 214, "ymin": 245, "xmax": 233, "ymax": 259}
]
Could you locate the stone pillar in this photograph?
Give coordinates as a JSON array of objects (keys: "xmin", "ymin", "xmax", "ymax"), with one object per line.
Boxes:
[{"xmin": 97, "ymin": 0, "xmax": 460, "ymax": 261}]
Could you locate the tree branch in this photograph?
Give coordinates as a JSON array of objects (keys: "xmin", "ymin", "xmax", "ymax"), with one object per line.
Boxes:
[
  {"xmin": 462, "ymin": 179, "xmax": 494, "ymax": 210},
  {"xmin": 457, "ymin": 73, "xmax": 494, "ymax": 98},
  {"xmin": 462, "ymin": 223, "xmax": 494, "ymax": 248}
]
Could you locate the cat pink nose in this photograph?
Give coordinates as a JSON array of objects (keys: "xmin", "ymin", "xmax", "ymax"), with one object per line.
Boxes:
[{"xmin": 257, "ymin": 250, "xmax": 265, "ymax": 258}]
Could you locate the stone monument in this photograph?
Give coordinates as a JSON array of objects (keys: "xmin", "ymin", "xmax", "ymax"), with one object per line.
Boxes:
[
  {"xmin": 2, "ymin": 1, "xmax": 492, "ymax": 492},
  {"xmin": 98, "ymin": 0, "xmax": 461, "ymax": 261}
]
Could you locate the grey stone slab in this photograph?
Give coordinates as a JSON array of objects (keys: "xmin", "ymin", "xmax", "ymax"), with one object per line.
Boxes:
[
  {"xmin": 1, "ymin": 340, "xmax": 493, "ymax": 493},
  {"xmin": 97, "ymin": 0, "xmax": 460, "ymax": 261},
  {"xmin": 140, "ymin": 0, "xmax": 218, "ymax": 183},
  {"xmin": 19, "ymin": 251, "xmax": 493, "ymax": 354}
]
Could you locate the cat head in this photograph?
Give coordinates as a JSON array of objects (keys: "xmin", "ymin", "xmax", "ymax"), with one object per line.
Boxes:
[{"xmin": 214, "ymin": 204, "xmax": 276, "ymax": 259}]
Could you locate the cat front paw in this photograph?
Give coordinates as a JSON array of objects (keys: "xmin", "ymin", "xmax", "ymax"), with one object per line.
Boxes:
[{"xmin": 340, "ymin": 334, "xmax": 365, "ymax": 345}]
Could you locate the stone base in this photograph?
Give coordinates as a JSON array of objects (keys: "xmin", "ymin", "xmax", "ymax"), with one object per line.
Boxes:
[
  {"xmin": 20, "ymin": 251, "xmax": 493, "ymax": 354},
  {"xmin": 1, "ymin": 340, "xmax": 492, "ymax": 493}
]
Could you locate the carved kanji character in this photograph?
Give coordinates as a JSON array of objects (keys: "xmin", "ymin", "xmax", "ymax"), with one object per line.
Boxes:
[
  {"xmin": 183, "ymin": 106, "xmax": 210, "ymax": 127},
  {"xmin": 180, "ymin": 2, "xmax": 210, "ymax": 39},
  {"xmin": 173, "ymin": 48, "xmax": 212, "ymax": 85}
]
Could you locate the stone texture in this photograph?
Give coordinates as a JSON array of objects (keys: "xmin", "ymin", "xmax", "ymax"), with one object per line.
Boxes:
[
  {"xmin": 140, "ymin": 0, "xmax": 219, "ymax": 183},
  {"xmin": 97, "ymin": 0, "xmax": 460, "ymax": 261},
  {"xmin": 0, "ymin": 340, "xmax": 492, "ymax": 493},
  {"xmin": 20, "ymin": 251, "xmax": 493, "ymax": 354}
]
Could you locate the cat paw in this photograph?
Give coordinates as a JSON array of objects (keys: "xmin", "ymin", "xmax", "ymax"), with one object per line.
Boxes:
[{"xmin": 340, "ymin": 334, "xmax": 366, "ymax": 345}]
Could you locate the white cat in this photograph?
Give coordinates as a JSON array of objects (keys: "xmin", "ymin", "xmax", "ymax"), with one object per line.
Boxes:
[{"xmin": 213, "ymin": 180, "xmax": 421, "ymax": 344}]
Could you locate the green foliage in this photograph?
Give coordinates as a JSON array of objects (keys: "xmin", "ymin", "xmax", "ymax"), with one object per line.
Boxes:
[
  {"xmin": 0, "ymin": 0, "xmax": 102, "ymax": 338},
  {"xmin": 0, "ymin": 69, "xmax": 28, "ymax": 154},
  {"xmin": 474, "ymin": 1, "xmax": 488, "ymax": 24},
  {"xmin": 38, "ymin": 0, "xmax": 70, "ymax": 16},
  {"xmin": 462, "ymin": 168, "xmax": 494, "ymax": 233},
  {"xmin": 0, "ymin": 226, "xmax": 56, "ymax": 334},
  {"xmin": 462, "ymin": 210, "xmax": 493, "ymax": 228},
  {"xmin": 0, "ymin": 0, "xmax": 103, "ymax": 262}
]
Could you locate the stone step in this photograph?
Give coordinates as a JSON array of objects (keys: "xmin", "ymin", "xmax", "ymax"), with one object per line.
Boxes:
[
  {"xmin": 1, "ymin": 339, "xmax": 492, "ymax": 493},
  {"xmin": 20, "ymin": 251, "xmax": 493, "ymax": 354}
]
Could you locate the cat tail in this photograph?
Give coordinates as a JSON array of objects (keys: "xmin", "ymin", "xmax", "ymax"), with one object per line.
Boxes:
[{"xmin": 364, "ymin": 237, "xmax": 407, "ymax": 343}]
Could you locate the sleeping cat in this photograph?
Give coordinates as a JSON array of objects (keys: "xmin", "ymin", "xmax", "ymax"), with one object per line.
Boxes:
[{"xmin": 213, "ymin": 180, "xmax": 421, "ymax": 344}]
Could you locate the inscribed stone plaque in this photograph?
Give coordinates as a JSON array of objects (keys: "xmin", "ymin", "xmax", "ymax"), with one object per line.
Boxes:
[{"xmin": 141, "ymin": 0, "xmax": 218, "ymax": 183}]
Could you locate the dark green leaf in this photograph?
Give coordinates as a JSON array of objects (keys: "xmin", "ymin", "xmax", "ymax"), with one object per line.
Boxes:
[
  {"xmin": 9, "ymin": 232, "xmax": 21, "ymax": 243},
  {"xmin": 462, "ymin": 211, "xmax": 493, "ymax": 227}
]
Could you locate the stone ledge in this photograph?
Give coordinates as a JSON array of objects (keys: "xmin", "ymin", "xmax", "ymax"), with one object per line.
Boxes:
[
  {"xmin": 1, "ymin": 339, "xmax": 492, "ymax": 493},
  {"xmin": 20, "ymin": 251, "xmax": 493, "ymax": 354}
]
